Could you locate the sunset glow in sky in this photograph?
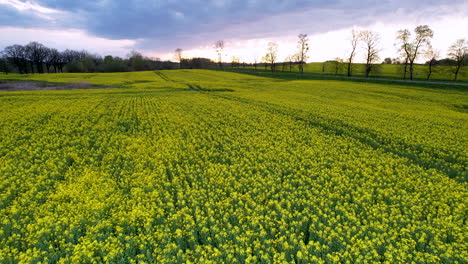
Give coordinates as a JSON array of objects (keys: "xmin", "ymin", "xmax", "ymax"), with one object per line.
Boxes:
[{"xmin": 1, "ymin": 0, "xmax": 467, "ymax": 63}]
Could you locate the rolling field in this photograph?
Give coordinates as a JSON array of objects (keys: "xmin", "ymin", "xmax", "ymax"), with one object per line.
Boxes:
[
  {"xmin": 259, "ymin": 62, "xmax": 468, "ymax": 82},
  {"xmin": 0, "ymin": 70, "xmax": 467, "ymax": 263}
]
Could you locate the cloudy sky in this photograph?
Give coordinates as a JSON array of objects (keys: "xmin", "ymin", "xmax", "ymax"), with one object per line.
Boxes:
[{"xmin": 0, "ymin": 0, "xmax": 467, "ymax": 62}]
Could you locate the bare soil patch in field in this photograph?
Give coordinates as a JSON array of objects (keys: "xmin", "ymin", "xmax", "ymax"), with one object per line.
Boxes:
[{"xmin": 0, "ymin": 81, "xmax": 113, "ymax": 91}]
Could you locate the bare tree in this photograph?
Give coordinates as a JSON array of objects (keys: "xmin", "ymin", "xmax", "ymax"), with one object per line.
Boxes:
[
  {"xmin": 62, "ymin": 49, "xmax": 85, "ymax": 64},
  {"xmin": 347, "ymin": 29, "xmax": 360, "ymax": 77},
  {"xmin": 425, "ymin": 46, "xmax": 439, "ymax": 81},
  {"xmin": 262, "ymin": 55, "xmax": 268, "ymax": 71},
  {"xmin": 360, "ymin": 30, "xmax": 381, "ymax": 78},
  {"xmin": 61, "ymin": 49, "xmax": 75, "ymax": 64},
  {"xmin": 44, "ymin": 47, "xmax": 52, "ymax": 73},
  {"xmin": 0, "ymin": 52, "xmax": 11, "ymax": 74},
  {"xmin": 396, "ymin": 25, "xmax": 433, "ymax": 80},
  {"xmin": 44, "ymin": 48, "xmax": 61, "ymax": 73},
  {"xmin": 253, "ymin": 55, "xmax": 258, "ymax": 71},
  {"xmin": 214, "ymin": 40, "xmax": 225, "ymax": 69},
  {"xmin": 3, "ymin": 45, "xmax": 29, "ymax": 74},
  {"xmin": 297, "ymin": 34, "xmax": 309, "ymax": 73},
  {"xmin": 293, "ymin": 53, "xmax": 302, "ymax": 72},
  {"xmin": 285, "ymin": 55, "xmax": 293, "ymax": 72},
  {"xmin": 174, "ymin": 48, "xmax": 184, "ymax": 69},
  {"xmin": 57, "ymin": 51, "xmax": 67, "ymax": 73},
  {"xmin": 395, "ymin": 29, "xmax": 410, "ymax": 79},
  {"xmin": 174, "ymin": 48, "xmax": 183, "ymax": 63},
  {"xmin": 264, "ymin": 42, "xmax": 279, "ymax": 72},
  {"xmin": 25, "ymin": 42, "xmax": 49, "ymax": 73},
  {"xmin": 448, "ymin": 39, "xmax": 467, "ymax": 81}
]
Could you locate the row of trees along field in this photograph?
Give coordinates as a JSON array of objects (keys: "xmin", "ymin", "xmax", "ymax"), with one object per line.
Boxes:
[
  {"xmin": 1, "ymin": 25, "xmax": 467, "ymax": 81},
  {"xmin": 194, "ymin": 25, "xmax": 466, "ymax": 81},
  {"xmin": 0, "ymin": 43, "xmax": 178, "ymax": 74}
]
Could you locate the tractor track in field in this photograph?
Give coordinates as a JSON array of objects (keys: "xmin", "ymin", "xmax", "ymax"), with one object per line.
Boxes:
[
  {"xmin": 154, "ymin": 71, "xmax": 172, "ymax": 82},
  {"xmin": 207, "ymin": 92, "xmax": 466, "ymax": 182}
]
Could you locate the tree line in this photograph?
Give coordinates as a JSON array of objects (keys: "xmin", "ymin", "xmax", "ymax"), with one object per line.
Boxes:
[
  {"xmin": 1, "ymin": 25, "xmax": 467, "ymax": 81},
  {"xmin": 0, "ymin": 42, "xmax": 178, "ymax": 75},
  {"xmin": 198, "ymin": 25, "xmax": 466, "ymax": 81}
]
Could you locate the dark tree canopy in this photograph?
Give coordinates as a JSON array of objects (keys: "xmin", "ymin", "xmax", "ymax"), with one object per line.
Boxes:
[{"xmin": 1, "ymin": 42, "xmax": 177, "ymax": 74}]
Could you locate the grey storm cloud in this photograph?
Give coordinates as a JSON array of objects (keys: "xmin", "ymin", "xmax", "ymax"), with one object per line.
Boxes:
[
  {"xmin": 1, "ymin": 0, "xmax": 466, "ymax": 52},
  {"xmin": 0, "ymin": 2, "xmax": 49, "ymax": 27},
  {"xmin": 33, "ymin": 0, "xmax": 337, "ymax": 39}
]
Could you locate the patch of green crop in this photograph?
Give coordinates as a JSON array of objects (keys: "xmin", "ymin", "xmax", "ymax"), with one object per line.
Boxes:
[
  {"xmin": 0, "ymin": 70, "xmax": 466, "ymax": 263},
  {"xmin": 249, "ymin": 62, "xmax": 468, "ymax": 82}
]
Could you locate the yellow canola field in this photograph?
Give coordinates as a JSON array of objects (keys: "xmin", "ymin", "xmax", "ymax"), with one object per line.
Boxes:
[{"xmin": 0, "ymin": 70, "xmax": 466, "ymax": 263}]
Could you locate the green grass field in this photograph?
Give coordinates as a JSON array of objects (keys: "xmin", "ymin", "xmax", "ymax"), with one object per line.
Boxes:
[
  {"xmin": 0, "ymin": 70, "xmax": 467, "ymax": 263},
  {"xmin": 253, "ymin": 62, "xmax": 468, "ymax": 82}
]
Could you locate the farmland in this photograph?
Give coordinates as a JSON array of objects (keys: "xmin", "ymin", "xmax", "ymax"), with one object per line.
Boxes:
[
  {"xmin": 251, "ymin": 62, "xmax": 468, "ymax": 82},
  {"xmin": 0, "ymin": 70, "xmax": 467, "ymax": 263}
]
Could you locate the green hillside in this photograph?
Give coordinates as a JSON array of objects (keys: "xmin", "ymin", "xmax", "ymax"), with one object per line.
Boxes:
[{"xmin": 261, "ymin": 62, "xmax": 468, "ymax": 82}]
